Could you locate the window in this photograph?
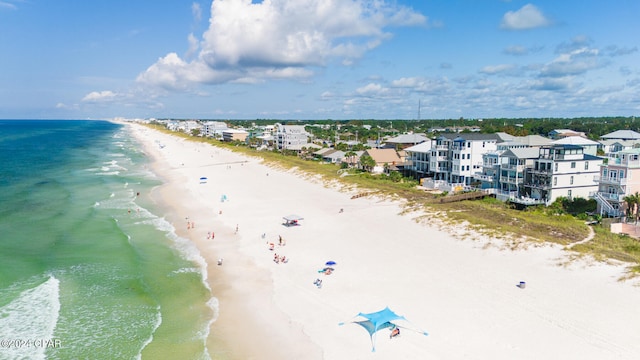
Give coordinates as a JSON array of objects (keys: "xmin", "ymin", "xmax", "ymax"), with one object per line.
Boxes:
[
  {"xmin": 570, "ymin": 176, "xmax": 574, "ymax": 185},
  {"xmin": 571, "ymin": 162, "xmax": 576, "ymax": 169},
  {"xmin": 620, "ymin": 170, "xmax": 625, "ymax": 179},
  {"xmin": 553, "ymin": 177, "xmax": 557, "ymax": 186},
  {"xmin": 554, "ymin": 163, "xmax": 558, "ymax": 172},
  {"xmin": 568, "ymin": 190, "xmax": 572, "ymax": 198},
  {"xmin": 584, "ymin": 161, "xmax": 589, "ymax": 170}
]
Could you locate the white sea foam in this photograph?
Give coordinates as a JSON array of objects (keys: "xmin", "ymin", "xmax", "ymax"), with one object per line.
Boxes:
[
  {"xmin": 103, "ymin": 159, "xmax": 128, "ymax": 172},
  {"xmin": 202, "ymin": 296, "xmax": 220, "ymax": 357},
  {"xmin": 170, "ymin": 267, "xmax": 201, "ymax": 276},
  {"xmin": 0, "ymin": 276, "xmax": 60, "ymax": 360},
  {"xmin": 136, "ymin": 305, "xmax": 162, "ymax": 360}
]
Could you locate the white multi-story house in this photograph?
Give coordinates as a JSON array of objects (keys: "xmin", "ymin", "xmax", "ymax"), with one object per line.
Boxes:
[
  {"xmin": 475, "ymin": 137, "xmax": 543, "ymax": 190},
  {"xmin": 166, "ymin": 120, "xmax": 201, "ymax": 134},
  {"xmin": 592, "ymin": 148, "xmax": 640, "ymax": 217},
  {"xmin": 404, "ymin": 141, "xmax": 432, "ymax": 180},
  {"xmin": 523, "ymin": 144, "xmax": 602, "ymax": 205},
  {"xmin": 201, "ymin": 121, "xmax": 228, "ymax": 138},
  {"xmin": 498, "ymin": 147, "xmax": 541, "ymax": 193},
  {"xmin": 430, "ymin": 134, "xmax": 502, "ymax": 186},
  {"xmin": 274, "ymin": 123, "xmax": 310, "ymax": 151}
]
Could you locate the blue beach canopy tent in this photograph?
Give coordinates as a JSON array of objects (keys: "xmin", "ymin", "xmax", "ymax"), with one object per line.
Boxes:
[{"xmin": 339, "ymin": 307, "xmax": 428, "ymax": 352}]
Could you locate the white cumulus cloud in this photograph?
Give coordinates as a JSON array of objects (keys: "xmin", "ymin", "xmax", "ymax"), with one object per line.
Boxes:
[
  {"xmin": 137, "ymin": 0, "xmax": 426, "ymax": 90},
  {"xmin": 82, "ymin": 90, "xmax": 118, "ymax": 102},
  {"xmin": 501, "ymin": 4, "xmax": 550, "ymax": 30},
  {"xmin": 479, "ymin": 64, "xmax": 518, "ymax": 75}
]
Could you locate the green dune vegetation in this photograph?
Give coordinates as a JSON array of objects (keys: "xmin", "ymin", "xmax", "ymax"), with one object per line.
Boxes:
[{"xmin": 144, "ymin": 123, "xmax": 640, "ymax": 277}]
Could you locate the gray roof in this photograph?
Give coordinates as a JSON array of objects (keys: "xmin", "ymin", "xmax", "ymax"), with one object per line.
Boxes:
[
  {"xmin": 504, "ymin": 147, "xmax": 541, "ymax": 159},
  {"xmin": 384, "ymin": 133, "xmax": 429, "ymax": 144},
  {"xmin": 516, "ymin": 135, "xmax": 553, "ymax": 146},
  {"xmin": 314, "ymin": 148, "xmax": 335, "ymax": 156},
  {"xmin": 438, "ymin": 133, "xmax": 502, "ymax": 141},
  {"xmin": 599, "ymin": 139, "xmax": 640, "ymax": 147},
  {"xmin": 552, "ymin": 136, "xmax": 599, "ymax": 146},
  {"xmin": 601, "ymin": 130, "xmax": 640, "ymax": 140},
  {"xmin": 404, "ymin": 141, "xmax": 432, "ymax": 152},
  {"xmin": 323, "ymin": 150, "xmax": 345, "ymax": 160}
]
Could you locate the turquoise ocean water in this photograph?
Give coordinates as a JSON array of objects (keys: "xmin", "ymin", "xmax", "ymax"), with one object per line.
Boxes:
[{"xmin": 0, "ymin": 120, "xmax": 216, "ymax": 360}]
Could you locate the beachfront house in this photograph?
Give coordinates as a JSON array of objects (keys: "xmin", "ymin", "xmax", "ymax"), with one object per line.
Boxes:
[
  {"xmin": 222, "ymin": 129, "xmax": 249, "ymax": 142},
  {"xmin": 429, "ymin": 133, "xmax": 502, "ymax": 186},
  {"xmin": 592, "ymin": 148, "xmax": 640, "ymax": 217},
  {"xmin": 404, "ymin": 141, "xmax": 433, "ymax": 180},
  {"xmin": 522, "ymin": 144, "xmax": 602, "ymax": 206},
  {"xmin": 274, "ymin": 123, "xmax": 310, "ymax": 151},
  {"xmin": 495, "ymin": 147, "xmax": 543, "ymax": 203},
  {"xmin": 362, "ymin": 148, "xmax": 402, "ymax": 174},
  {"xmin": 312, "ymin": 148, "xmax": 346, "ymax": 164},
  {"xmin": 476, "ymin": 135, "xmax": 553, "ymax": 192},
  {"xmin": 201, "ymin": 121, "xmax": 229, "ymax": 138},
  {"xmin": 165, "ymin": 120, "xmax": 200, "ymax": 134}
]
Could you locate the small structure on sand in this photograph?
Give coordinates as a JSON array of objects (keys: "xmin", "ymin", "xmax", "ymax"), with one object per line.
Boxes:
[{"xmin": 283, "ymin": 214, "xmax": 303, "ymax": 227}]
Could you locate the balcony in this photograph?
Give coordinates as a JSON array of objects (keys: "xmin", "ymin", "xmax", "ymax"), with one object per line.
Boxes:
[
  {"xmin": 501, "ymin": 163, "xmax": 521, "ymax": 170},
  {"xmin": 606, "ymin": 157, "xmax": 640, "ymax": 168},
  {"xmin": 528, "ymin": 168, "xmax": 553, "ymax": 175},
  {"xmin": 475, "ymin": 173, "xmax": 496, "ymax": 182},
  {"xmin": 500, "ymin": 176, "xmax": 522, "ymax": 184},
  {"xmin": 592, "ymin": 191, "xmax": 625, "ymax": 202},
  {"xmin": 594, "ymin": 175, "xmax": 629, "ymax": 185},
  {"xmin": 526, "ymin": 181, "xmax": 552, "ymax": 190}
]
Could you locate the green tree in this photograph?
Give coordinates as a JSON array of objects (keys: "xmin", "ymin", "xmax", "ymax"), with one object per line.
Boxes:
[
  {"xmin": 359, "ymin": 154, "xmax": 376, "ymax": 172},
  {"xmin": 623, "ymin": 192, "xmax": 640, "ymax": 222},
  {"xmin": 344, "ymin": 151, "xmax": 357, "ymax": 168}
]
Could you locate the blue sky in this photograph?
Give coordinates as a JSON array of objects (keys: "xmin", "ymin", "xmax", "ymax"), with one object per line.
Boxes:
[{"xmin": 1, "ymin": 0, "xmax": 639, "ymax": 120}]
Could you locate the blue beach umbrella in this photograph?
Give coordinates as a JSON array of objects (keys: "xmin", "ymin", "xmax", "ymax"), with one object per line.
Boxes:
[{"xmin": 325, "ymin": 261, "xmax": 337, "ymax": 266}]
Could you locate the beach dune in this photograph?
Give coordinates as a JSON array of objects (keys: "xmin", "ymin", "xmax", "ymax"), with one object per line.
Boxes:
[{"xmin": 128, "ymin": 123, "xmax": 640, "ymax": 360}]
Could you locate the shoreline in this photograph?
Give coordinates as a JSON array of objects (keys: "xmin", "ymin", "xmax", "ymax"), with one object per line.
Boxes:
[
  {"xmin": 125, "ymin": 122, "xmax": 640, "ymax": 360},
  {"xmin": 129, "ymin": 124, "xmax": 319, "ymax": 359}
]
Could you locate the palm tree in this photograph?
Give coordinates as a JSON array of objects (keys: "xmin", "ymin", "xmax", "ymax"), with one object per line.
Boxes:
[
  {"xmin": 359, "ymin": 154, "xmax": 376, "ymax": 172},
  {"xmin": 344, "ymin": 151, "xmax": 357, "ymax": 168},
  {"xmin": 623, "ymin": 192, "xmax": 640, "ymax": 222}
]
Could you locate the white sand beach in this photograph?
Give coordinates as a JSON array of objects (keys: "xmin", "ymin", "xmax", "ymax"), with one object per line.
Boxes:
[{"xmin": 127, "ymin": 123, "xmax": 640, "ymax": 360}]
